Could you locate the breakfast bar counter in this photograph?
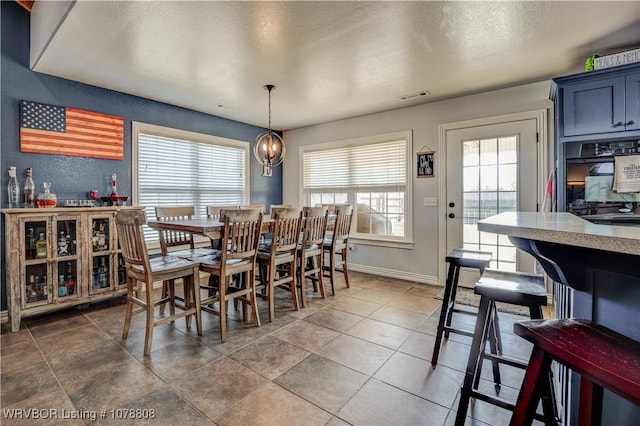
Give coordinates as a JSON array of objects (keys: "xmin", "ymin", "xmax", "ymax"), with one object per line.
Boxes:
[{"xmin": 478, "ymin": 212, "xmax": 640, "ymax": 424}]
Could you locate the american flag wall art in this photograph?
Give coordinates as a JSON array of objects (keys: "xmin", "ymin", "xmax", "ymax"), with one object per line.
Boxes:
[{"xmin": 20, "ymin": 101, "xmax": 124, "ymax": 160}]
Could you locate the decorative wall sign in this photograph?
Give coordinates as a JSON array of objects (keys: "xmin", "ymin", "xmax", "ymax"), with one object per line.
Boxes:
[
  {"xmin": 417, "ymin": 147, "xmax": 435, "ymax": 178},
  {"xmin": 594, "ymin": 48, "xmax": 640, "ymax": 70},
  {"xmin": 19, "ymin": 101, "xmax": 124, "ymax": 160}
]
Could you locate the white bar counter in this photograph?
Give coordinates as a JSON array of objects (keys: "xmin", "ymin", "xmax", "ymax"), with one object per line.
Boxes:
[{"xmin": 477, "ymin": 212, "xmax": 640, "ymax": 255}]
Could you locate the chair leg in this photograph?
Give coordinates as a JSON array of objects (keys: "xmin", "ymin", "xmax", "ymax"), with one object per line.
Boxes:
[
  {"xmin": 290, "ymin": 261, "xmax": 299, "ymax": 311},
  {"xmin": 444, "ymin": 266, "xmax": 460, "ymax": 339},
  {"xmin": 510, "ymin": 348, "xmax": 551, "ymax": 426},
  {"xmin": 219, "ymin": 276, "xmax": 228, "ymax": 343},
  {"xmin": 268, "ymin": 263, "xmax": 276, "ymax": 322},
  {"xmin": 122, "ymin": 279, "xmax": 134, "ymax": 340},
  {"xmin": 455, "ymin": 296, "xmax": 492, "ymax": 426},
  {"xmin": 250, "ymin": 269, "xmax": 261, "ymax": 327},
  {"xmin": 579, "ymin": 377, "xmax": 603, "ymax": 426},
  {"xmin": 144, "ymin": 281, "xmax": 155, "ymax": 356},
  {"xmin": 190, "ymin": 272, "xmax": 202, "ymax": 336},
  {"xmin": 341, "ymin": 248, "xmax": 350, "ymax": 288},
  {"xmin": 315, "ymin": 254, "xmax": 326, "ymax": 299},
  {"xmin": 432, "ymin": 263, "xmax": 457, "ymax": 366},
  {"xmin": 159, "ymin": 280, "xmax": 169, "ymax": 314},
  {"xmin": 329, "ymin": 249, "xmax": 336, "ymax": 295}
]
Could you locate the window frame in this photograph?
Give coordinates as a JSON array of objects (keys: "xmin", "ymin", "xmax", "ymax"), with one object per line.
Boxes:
[
  {"xmin": 299, "ymin": 130, "xmax": 413, "ymax": 249},
  {"xmin": 132, "ymin": 121, "xmax": 250, "ymax": 248}
]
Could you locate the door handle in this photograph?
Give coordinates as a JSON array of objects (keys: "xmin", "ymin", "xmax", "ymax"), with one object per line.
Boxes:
[
  {"xmin": 448, "ymin": 213, "xmax": 455, "ymax": 219},
  {"xmin": 625, "ymin": 120, "xmax": 635, "ymax": 126},
  {"xmin": 613, "ymin": 121, "xmax": 624, "ymax": 128}
]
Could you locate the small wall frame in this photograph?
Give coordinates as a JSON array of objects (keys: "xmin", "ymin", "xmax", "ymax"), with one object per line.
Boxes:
[{"xmin": 417, "ymin": 150, "xmax": 435, "ymax": 178}]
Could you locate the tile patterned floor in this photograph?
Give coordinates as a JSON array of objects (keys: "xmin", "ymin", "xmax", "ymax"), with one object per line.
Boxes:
[{"xmin": 0, "ymin": 272, "xmax": 548, "ymax": 425}]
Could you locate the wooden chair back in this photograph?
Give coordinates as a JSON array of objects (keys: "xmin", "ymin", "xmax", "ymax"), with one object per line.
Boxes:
[
  {"xmin": 240, "ymin": 204, "xmax": 266, "ymax": 213},
  {"xmin": 155, "ymin": 206, "xmax": 196, "ymax": 255},
  {"xmin": 270, "ymin": 204, "xmax": 292, "ymax": 212},
  {"xmin": 269, "ymin": 207, "xmax": 304, "ymax": 254},
  {"xmin": 332, "ymin": 205, "xmax": 354, "ymax": 244},
  {"xmin": 116, "ymin": 209, "xmax": 151, "ymax": 282},
  {"xmin": 219, "ymin": 209, "xmax": 263, "ymax": 263},
  {"xmin": 206, "ymin": 205, "xmax": 239, "ymax": 219},
  {"xmin": 302, "ymin": 206, "xmax": 329, "ymax": 248}
]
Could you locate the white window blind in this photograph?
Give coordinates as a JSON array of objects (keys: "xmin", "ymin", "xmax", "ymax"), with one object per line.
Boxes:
[
  {"xmin": 134, "ymin": 123, "xmax": 249, "ymax": 245},
  {"xmin": 302, "ymin": 132, "xmax": 412, "ymax": 245}
]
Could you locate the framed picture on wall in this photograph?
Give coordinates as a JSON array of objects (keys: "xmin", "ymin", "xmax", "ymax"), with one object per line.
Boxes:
[{"xmin": 417, "ymin": 150, "xmax": 434, "ymax": 178}]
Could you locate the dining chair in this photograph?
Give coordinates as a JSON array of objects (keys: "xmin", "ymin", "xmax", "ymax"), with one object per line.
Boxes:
[
  {"xmin": 206, "ymin": 205, "xmax": 239, "ymax": 219},
  {"xmin": 270, "ymin": 204, "xmax": 292, "ymax": 212},
  {"xmin": 155, "ymin": 206, "xmax": 218, "ymax": 314},
  {"xmin": 297, "ymin": 206, "xmax": 329, "ymax": 307},
  {"xmin": 255, "ymin": 207, "xmax": 304, "ymax": 322},
  {"xmin": 240, "ymin": 204, "xmax": 266, "ymax": 213},
  {"xmin": 322, "ymin": 204, "xmax": 354, "ymax": 294},
  {"xmin": 116, "ymin": 209, "xmax": 202, "ymax": 356},
  {"xmin": 198, "ymin": 209, "xmax": 263, "ymax": 342}
]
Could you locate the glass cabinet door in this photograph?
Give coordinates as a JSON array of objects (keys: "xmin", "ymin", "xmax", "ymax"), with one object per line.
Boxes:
[
  {"xmin": 54, "ymin": 217, "xmax": 80, "ymax": 300},
  {"xmin": 22, "ymin": 218, "xmax": 50, "ymax": 307},
  {"xmin": 90, "ymin": 215, "xmax": 114, "ymax": 293}
]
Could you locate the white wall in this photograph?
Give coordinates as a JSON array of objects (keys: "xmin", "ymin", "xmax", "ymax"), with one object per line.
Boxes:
[{"xmin": 283, "ymin": 80, "xmax": 554, "ymax": 285}]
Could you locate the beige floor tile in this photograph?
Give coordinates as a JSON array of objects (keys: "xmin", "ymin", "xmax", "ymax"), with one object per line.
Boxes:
[
  {"xmin": 303, "ymin": 306, "xmax": 364, "ymax": 332},
  {"xmin": 1, "ymin": 361, "xmax": 61, "ymax": 407},
  {"xmin": 338, "ymin": 378, "xmax": 449, "ymax": 426},
  {"xmin": 214, "ymin": 382, "xmax": 332, "ymax": 426},
  {"xmin": 328, "ymin": 297, "xmax": 382, "ymax": 317},
  {"xmin": 274, "ymin": 354, "xmax": 368, "ymax": 414},
  {"xmin": 0, "ymin": 338, "xmax": 45, "ymax": 374},
  {"xmin": 171, "ymin": 357, "xmax": 270, "ymax": 419},
  {"xmin": 386, "ymin": 293, "xmax": 442, "ymax": 315},
  {"xmin": 0, "ymin": 324, "xmax": 32, "ymax": 348},
  {"xmin": 270, "ymin": 320, "xmax": 340, "ymax": 352},
  {"xmin": 314, "ymin": 334, "xmax": 394, "ymax": 376},
  {"xmin": 369, "ymin": 305, "xmax": 428, "ymax": 330},
  {"xmin": 345, "ymin": 288, "xmax": 398, "ymax": 304},
  {"xmin": 142, "ymin": 339, "xmax": 224, "ymax": 382},
  {"xmin": 374, "ymin": 352, "xmax": 464, "ymax": 409},
  {"xmin": 25, "ymin": 309, "xmax": 93, "ymax": 338},
  {"xmin": 346, "ymin": 318, "xmax": 412, "ymax": 349},
  {"xmin": 229, "ymin": 335, "xmax": 310, "ymax": 380},
  {"xmin": 2, "ymin": 389, "xmax": 83, "ymax": 426},
  {"xmin": 35, "ymin": 324, "xmax": 113, "ymax": 357}
]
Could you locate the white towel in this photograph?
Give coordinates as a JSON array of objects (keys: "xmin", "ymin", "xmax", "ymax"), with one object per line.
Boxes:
[{"xmin": 612, "ymin": 155, "xmax": 640, "ymax": 193}]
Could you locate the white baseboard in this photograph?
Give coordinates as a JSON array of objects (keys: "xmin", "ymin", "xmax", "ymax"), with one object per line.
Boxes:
[{"xmin": 348, "ymin": 263, "xmax": 439, "ymax": 286}]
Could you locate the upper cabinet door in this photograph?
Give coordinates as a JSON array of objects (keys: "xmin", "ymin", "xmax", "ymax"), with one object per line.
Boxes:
[
  {"xmin": 562, "ymin": 76, "xmax": 626, "ymax": 137},
  {"xmin": 625, "ymin": 72, "xmax": 640, "ymax": 132}
]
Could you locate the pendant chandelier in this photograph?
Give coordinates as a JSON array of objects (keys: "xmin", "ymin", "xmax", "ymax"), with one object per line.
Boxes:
[{"xmin": 254, "ymin": 84, "xmax": 286, "ymax": 177}]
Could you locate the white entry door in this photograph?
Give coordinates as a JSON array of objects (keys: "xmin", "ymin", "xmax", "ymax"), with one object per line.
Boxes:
[{"xmin": 444, "ymin": 118, "xmax": 540, "ymax": 287}]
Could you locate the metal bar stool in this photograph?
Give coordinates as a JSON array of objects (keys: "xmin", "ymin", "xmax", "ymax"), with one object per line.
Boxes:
[
  {"xmin": 432, "ymin": 249, "xmax": 498, "ymax": 366},
  {"xmin": 454, "ymin": 269, "xmax": 558, "ymax": 426}
]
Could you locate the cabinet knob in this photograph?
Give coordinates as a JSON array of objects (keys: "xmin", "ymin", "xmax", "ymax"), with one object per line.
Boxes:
[
  {"xmin": 626, "ymin": 120, "xmax": 635, "ymax": 126},
  {"xmin": 613, "ymin": 121, "xmax": 624, "ymax": 128},
  {"xmin": 448, "ymin": 213, "xmax": 455, "ymax": 219}
]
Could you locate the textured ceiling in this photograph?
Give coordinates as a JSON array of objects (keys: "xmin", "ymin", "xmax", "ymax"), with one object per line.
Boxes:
[{"xmin": 31, "ymin": 1, "xmax": 640, "ymax": 130}]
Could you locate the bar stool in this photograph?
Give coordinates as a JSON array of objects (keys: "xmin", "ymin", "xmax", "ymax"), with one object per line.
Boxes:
[
  {"xmin": 510, "ymin": 318, "xmax": 640, "ymax": 426},
  {"xmin": 454, "ymin": 269, "xmax": 558, "ymax": 426},
  {"xmin": 431, "ymin": 249, "xmax": 497, "ymax": 366}
]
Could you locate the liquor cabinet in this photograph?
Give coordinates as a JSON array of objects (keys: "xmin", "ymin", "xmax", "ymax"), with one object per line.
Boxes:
[{"xmin": 2, "ymin": 206, "xmax": 141, "ymax": 332}]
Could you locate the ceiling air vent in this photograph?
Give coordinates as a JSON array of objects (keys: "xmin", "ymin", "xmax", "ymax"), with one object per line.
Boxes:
[{"xmin": 399, "ymin": 91, "xmax": 430, "ymax": 101}]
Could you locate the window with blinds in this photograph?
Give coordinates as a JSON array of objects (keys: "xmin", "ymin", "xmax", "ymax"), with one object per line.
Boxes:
[
  {"xmin": 302, "ymin": 131, "xmax": 412, "ymax": 244},
  {"xmin": 133, "ymin": 122, "xmax": 249, "ymax": 245}
]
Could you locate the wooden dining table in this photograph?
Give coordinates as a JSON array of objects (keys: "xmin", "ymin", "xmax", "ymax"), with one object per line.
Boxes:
[{"xmin": 147, "ymin": 215, "xmax": 274, "ymax": 240}]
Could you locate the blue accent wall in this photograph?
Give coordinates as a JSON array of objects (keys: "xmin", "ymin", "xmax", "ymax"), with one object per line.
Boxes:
[{"xmin": 1, "ymin": 1, "xmax": 282, "ymax": 310}]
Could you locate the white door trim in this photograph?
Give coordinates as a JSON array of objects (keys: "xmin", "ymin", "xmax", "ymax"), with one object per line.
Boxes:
[{"xmin": 436, "ymin": 109, "xmax": 549, "ymax": 286}]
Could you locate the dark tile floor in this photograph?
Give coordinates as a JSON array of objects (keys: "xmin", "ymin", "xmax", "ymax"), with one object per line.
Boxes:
[{"xmin": 1, "ymin": 272, "xmax": 546, "ymax": 425}]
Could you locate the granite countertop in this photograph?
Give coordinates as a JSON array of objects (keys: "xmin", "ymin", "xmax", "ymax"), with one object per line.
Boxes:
[{"xmin": 477, "ymin": 212, "xmax": 640, "ymax": 256}]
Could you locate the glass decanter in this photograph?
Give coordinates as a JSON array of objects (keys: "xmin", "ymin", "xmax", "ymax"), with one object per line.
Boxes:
[{"xmin": 36, "ymin": 182, "xmax": 57, "ymax": 208}]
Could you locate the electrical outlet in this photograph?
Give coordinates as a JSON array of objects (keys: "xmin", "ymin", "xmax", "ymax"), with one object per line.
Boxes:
[{"xmin": 423, "ymin": 197, "xmax": 437, "ymax": 207}]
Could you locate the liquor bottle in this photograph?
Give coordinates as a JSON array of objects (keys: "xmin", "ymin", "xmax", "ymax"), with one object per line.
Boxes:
[
  {"xmin": 97, "ymin": 224, "xmax": 107, "ymax": 250},
  {"xmin": 58, "ymin": 275, "xmax": 67, "ymax": 297},
  {"xmin": 118, "ymin": 257, "xmax": 126, "ymax": 284},
  {"xmin": 66, "ymin": 262, "xmax": 76, "ymax": 295},
  {"xmin": 7, "ymin": 166, "xmax": 20, "ymax": 208},
  {"xmin": 34, "ymin": 275, "xmax": 41, "ymax": 300},
  {"xmin": 26, "ymin": 227, "xmax": 35, "ymax": 260},
  {"xmin": 57, "ymin": 231, "xmax": 69, "ymax": 256},
  {"xmin": 35, "ymin": 232, "xmax": 47, "ymax": 259},
  {"xmin": 23, "ymin": 167, "xmax": 35, "ymax": 208},
  {"xmin": 27, "ymin": 274, "xmax": 35, "ymax": 301},
  {"xmin": 98, "ymin": 258, "xmax": 108, "ymax": 288},
  {"xmin": 110, "ymin": 173, "xmax": 119, "ymax": 204}
]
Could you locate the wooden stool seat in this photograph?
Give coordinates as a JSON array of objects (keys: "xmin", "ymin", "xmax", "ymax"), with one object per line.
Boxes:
[
  {"xmin": 511, "ymin": 318, "xmax": 640, "ymax": 426},
  {"xmin": 454, "ymin": 269, "xmax": 556, "ymax": 426},
  {"xmin": 432, "ymin": 249, "xmax": 495, "ymax": 366}
]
